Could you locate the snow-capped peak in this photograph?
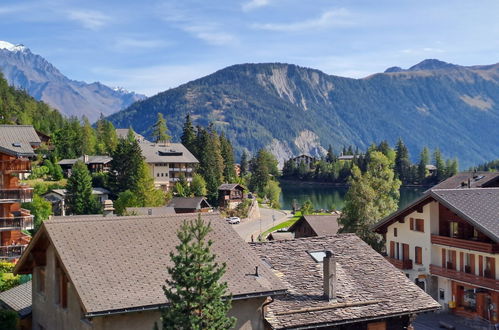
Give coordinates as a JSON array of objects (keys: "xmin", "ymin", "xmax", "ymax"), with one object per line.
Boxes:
[
  {"xmin": 0, "ymin": 40, "xmax": 27, "ymax": 52},
  {"xmin": 113, "ymin": 86, "xmax": 131, "ymax": 94}
]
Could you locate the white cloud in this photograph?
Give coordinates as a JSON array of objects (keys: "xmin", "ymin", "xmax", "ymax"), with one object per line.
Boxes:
[
  {"xmin": 66, "ymin": 9, "xmax": 111, "ymax": 30},
  {"xmin": 184, "ymin": 25, "xmax": 237, "ymax": 46},
  {"xmin": 242, "ymin": 0, "xmax": 270, "ymax": 12},
  {"xmin": 401, "ymin": 47, "xmax": 445, "ymax": 54},
  {"xmin": 252, "ymin": 9, "xmax": 352, "ymax": 32},
  {"xmin": 95, "ymin": 64, "xmax": 220, "ymax": 96},
  {"xmin": 113, "ymin": 37, "xmax": 170, "ymax": 51}
]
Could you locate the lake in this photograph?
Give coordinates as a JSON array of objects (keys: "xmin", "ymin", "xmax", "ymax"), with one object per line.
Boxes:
[{"xmin": 279, "ymin": 181, "xmax": 427, "ymax": 211}]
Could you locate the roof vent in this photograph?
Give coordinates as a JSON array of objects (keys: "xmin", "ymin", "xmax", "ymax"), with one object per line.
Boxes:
[
  {"xmin": 474, "ymin": 175, "xmax": 485, "ymax": 182},
  {"xmin": 12, "ymin": 143, "xmax": 21, "ymax": 147}
]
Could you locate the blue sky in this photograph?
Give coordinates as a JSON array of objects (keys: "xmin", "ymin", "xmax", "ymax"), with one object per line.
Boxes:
[{"xmin": 1, "ymin": 0, "xmax": 499, "ymax": 96}]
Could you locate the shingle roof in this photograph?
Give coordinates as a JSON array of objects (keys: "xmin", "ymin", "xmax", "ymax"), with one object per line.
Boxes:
[
  {"xmin": 125, "ymin": 206, "xmax": 176, "ymax": 216},
  {"xmin": 373, "ymin": 188, "xmax": 499, "ymax": 243},
  {"xmin": 268, "ymin": 232, "xmax": 294, "ymax": 241},
  {"xmin": 431, "ymin": 188, "xmax": 499, "ymax": 242},
  {"xmin": 218, "ymin": 183, "xmax": 244, "ymax": 190},
  {"xmin": 291, "ymin": 215, "xmax": 340, "ymax": 236},
  {"xmin": 115, "ymin": 129, "xmax": 146, "ymax": 140},
  {"xmin": 167, "ymin": 197, "xmax": 211, "ymax": 210},
  {"xmin": 0, "ymin": 280, "xmax": 32, "ymax": 318},
  {"xmin": 15, "ymin": 214, "xmax": 286, "ymax": 316},
  {"xmin": 58, "ymin": 155, "xmax": 112, "ymax": 166},
  {"xmin": 0, "ymin": 125, "xmax": 41, "ymax": 157},
  {"xmin": 251, "ymin": 235, "xmax": 440, "ymax": 329},
  {"xmin": 429, "ymin": 171, "xmax": 499, "ymax": 190},
  {"xmin": 46, "ymin": 188, "xmax": 110, "ymax": 197},
  {"xmin": 139, "ymin": 142, "xmax": 198, "ymax": 164}
]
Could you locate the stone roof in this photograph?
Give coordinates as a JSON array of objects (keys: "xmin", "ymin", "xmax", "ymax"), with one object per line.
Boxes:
[
  {"xmin": 373, "ymin": 188, "xmax": 499, "ymax": 243},
  {"xmin": 139, "ymin": 142, "xmax": 198, "ymax": 164},
  {"xmin": 289, "ymin": 215, "xmax": 340, "ymax": 236},
  {"xmin": 0, "ymin": 125, "xmax": 41, "ymax": 157},
  {"xmin": 0, "ymin": 280, "xmax": 32, "ymax": 318},
  {"xmin": 251, "ymin": 235, "xmax": 440, "ymax": 329},
  {"xmin": 45, "ymin": 188, "xmax": 110, "ymax": 198},
  {"xmin": 15, "ymin": 213, "xmax": 286, "ymax": 316},
  {"xmin": 167, "ymin": 197, "xmax": 211, "ymax": 210},
  {"xmin": 58, "ymin": 155, "xmax": 112, "ymax": 166},
  {"xmin": 268, "ymin": 232, "xmax": 294, "ymax": 241},
  {"xmin": 218, "ymin": 183, "xmax": 244, "ymax": 191},
  {"xmin": 429, "ymin": 171, "xmax": 499, "ymax": 190},
  {"xmin": 125, "ymin": 206, "xmax": 176, "ymax": 216}
]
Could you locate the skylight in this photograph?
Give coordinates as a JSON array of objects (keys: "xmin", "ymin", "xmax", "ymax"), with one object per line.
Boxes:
[{"xmin": 308, "ymin": 250, "xmax": 327, "ymax": 263}]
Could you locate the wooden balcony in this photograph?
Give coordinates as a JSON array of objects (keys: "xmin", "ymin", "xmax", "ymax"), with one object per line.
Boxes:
[
  {"xmin": 0, "ymin": 159, "xmax": 31, "ymax": 172},
  {"xmin": 431, "ymin": 235, "xmax": 499, "ymax": 254},
  {"xmin": 430, "ymin": 264, "xmax": 498, "ymax": 291},
  {"xmin": 0, "ymin": 187, "xmax": 34, "ymax": 203},
  {"xmin": 386, "ymin": 256, "xmax": 413, "ymax": 270},
  {"xmin": 0, "ymin": 245, "xmax": 27, "ymax": 259},
  {"xmin": 0, "ymin": 215, "xmax": 34, "ymax": 231}
]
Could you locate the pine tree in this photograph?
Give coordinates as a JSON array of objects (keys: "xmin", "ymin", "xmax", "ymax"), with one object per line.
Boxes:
[
  {"xmin": 240, "ymin": 151, "xmax": 249, "ymax": 176},
  {"xmin": 191, "ymin": 174, "xmax": 207, "ymax": 197},
  {"xmin": 109, "ymin": 136, "xmax": 144, "ymax": 195},
  {"xmin": 158, "ymin": 216, "xmax": 235, "ymax": 330},
  {"xmin": 417, "ymin": 147, "xmax": 430, "ymax": 182},
  {"xmin": 181, "ymin": 114, "xmax": 196, "ymax": 153},
  {"xmin": 197, "ymin": 126, "xmax": 224, "ymax": 202},
  {"xmin": 326, "ymin": 145, "xmax": 335, "ymax": 163},
  {"xmin": 152, "ymin": 113, "xmax": 171, "ymax": 143},
  {"xmin": 249, "ymin": 150, "xmax": 271, "ymax": 195},
  {"xmin": 66, "ymin": 161, "xmax": 100, "ymax": 215},
  {"xmin": 394, "ymin": 138, "xmax": 411, "ymax": 184},
  {"xmin": 81, "ymin": 116, "xmax": 97, "ymax": 155},
  {"xmin": 339, "ymin": 151, "xmax": 401, "ymax": 251},
  {"xmin": 219, "ymin": 132, "xmax": 236, "ymax": 182},
  {"xmin": 433, "ymin": 148, "xmax": 446, "ymax": 182}
]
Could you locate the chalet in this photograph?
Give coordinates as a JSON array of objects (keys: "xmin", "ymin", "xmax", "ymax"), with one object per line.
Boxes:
[
  {"xmin": 373, "ymin": 187, "xmax": 499, "ymax": 324},
  {"xmin": 125, "ymin": 206, "xmax": 176, "ymax": 216},
  {"xmin": 0, "ymin": 280, "xmax": 32, "ymax": 330},
  {"xmin": 14, "ymin": 214, "xmax": 286, "ymax": 330},
  {"xmin": 290, "ymin": 154, "xmax": 317, "ymax": 169},
  {"xmin": 58, "ymin": 155, "xmax": 112, "ymax": 176},
  {"xmin": 139, "ymin": 142, "xmax": 198, "ymax": 192},
  {"xmin": 0, "ymin": 125, "xmax": 38, "ymax": 260},
  {"xmin": 115, "ymin": 128, "xmax": 148, "ymax": 143},
  {"xmin": 251, "ymin": 234, "xmax": 440, "ymax": 329},
  {"xmin": 43, "ymin": 188, "xmax": 110, "ymax": 216},
  {"xmin": 288, "ymin": 214, "xmax": 340, "ymax": 238},
  {"xmin": 218, "ymin": 183, "xmax": 245, "ymax": 209},
  {"xmin": 167, "ymin": 197, "xmax": 212, "ymax": 213}
]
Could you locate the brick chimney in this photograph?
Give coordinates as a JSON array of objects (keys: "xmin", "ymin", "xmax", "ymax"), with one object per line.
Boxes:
[{"xmin": 323, "ymin": 250, "xmax": 337, "ymax": 301}]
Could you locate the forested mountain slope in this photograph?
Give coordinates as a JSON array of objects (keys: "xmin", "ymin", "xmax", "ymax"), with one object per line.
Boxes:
[{"xmin": 107, "ymin": 60, "xmax": 499, "ymax": 168}]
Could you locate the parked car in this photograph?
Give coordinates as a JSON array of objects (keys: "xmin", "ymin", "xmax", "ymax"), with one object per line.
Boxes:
[{"xmin": 227, "ymin": 217, "xmax": 240, "ymax": 224}]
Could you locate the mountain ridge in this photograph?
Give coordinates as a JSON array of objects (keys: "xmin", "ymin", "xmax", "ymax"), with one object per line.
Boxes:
[
  {"xmin": 0, "ymin": 41, "xmax": 146, "ymax": 122},
  {"xmin": 106, "ymin": 60, "xmax": 499, "ymax": 168}
]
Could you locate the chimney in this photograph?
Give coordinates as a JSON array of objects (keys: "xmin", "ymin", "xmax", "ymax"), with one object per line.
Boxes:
[
  {"xmin": 103, "ymin": 200, "xmax": 115, "ymax": 217},
  {"xmin": 83, "ymin": 154, "xmax": 89, "ymax": 163},
  {"xmin": 323, "ymin": 250, "xmax": 337, "ymax": 301},
  {"xmin": 468, "ymin": 178, "xmax": 471, "ymax": 188}
]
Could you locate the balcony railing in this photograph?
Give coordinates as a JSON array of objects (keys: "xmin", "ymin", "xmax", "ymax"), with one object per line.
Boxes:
[
  {"xmin": 0, "ymin": 159, "xmax": 31, "ymax": 172},
  {"xmin": 0, "ymin": 187, "xmax": 34, "ymax": 203},
  {"xmin": 431, "ymin": 235, "xmax": 499, "ymax": 254},
  {"xmin": 0, "ymin": 245, "xmax": 27, "ymax": 259},
  {"xmin": 385, "ymin": 256, "xmax": 413, "ymax": 270},
  {"xmin": 430, "ymin": 264, "xmax": 498, "ymax": 291},
  {"xmin": 0, "ymin": 215, "xmax": 34, "ymax": 230}
]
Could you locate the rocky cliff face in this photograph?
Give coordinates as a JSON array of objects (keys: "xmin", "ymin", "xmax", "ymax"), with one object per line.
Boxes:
[
  {"xmin": 0, "ymin": 41, "xmax": 145, "ymax": 122},
  {"xmin": 107, "ymin": 61, "xmax": 499, "ymax": 168}
]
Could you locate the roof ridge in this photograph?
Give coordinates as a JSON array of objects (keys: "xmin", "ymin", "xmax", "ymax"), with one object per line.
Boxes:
[
  {"xmin": 47, "ymin": 212, "xmax": 221, "ymax": 225},
  {"xmin": 432, "ymin": 187, "xmax": 499, "ymax": 191}
]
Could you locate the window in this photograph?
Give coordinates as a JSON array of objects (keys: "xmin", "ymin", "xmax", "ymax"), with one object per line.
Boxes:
[
  {"xmin": 37, "ymin": 267, "xmax": 45, "ymax": 293},
  {"xmin": 415, "ymin": 218, "xmax": 424, "ymax": 232},
  {"xmin": 439, "ymin": 289, "xmax": 445, "ymax": 300},
  {"xmin": 394, "ymin": 228, "xmax": 397, "ymax": 237},
  {"xmin": 415, "ymin": 247, "xmax": 423, "ymax": 265},
  {"xmin": 157, "ymin": 173, "xmax": 159, "ymax": 177},
  {"xmin": 409, "ymin": 218, "xmax": 414, "ymax": 230},
  {"xmin": 56, "ymin": 265, "xmax": 68, "ymax": 309},
  {"xmin": 308, "ymin": 250, "xmax": 328, "ymax": 263},
  {"xmin": 484, "ymin": 257, "xmax": 495, "ymax": 279},
  {"xmin": 389, "ymin": 241, "xmax": 395, "ymax": 258},
  {"xmin": 449, "ymin": 221, "xmax": 459, "ymax": 237}
]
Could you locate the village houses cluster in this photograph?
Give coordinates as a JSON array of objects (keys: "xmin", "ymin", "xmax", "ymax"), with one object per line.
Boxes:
[{"xmin": 0, "ymin": 124, "xmax": 497, "ymax": 329}]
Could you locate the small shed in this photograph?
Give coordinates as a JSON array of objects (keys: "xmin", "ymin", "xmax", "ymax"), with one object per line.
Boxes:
[
  {"xmin": 288, "ymin": 214, "xmax": 340, "ymax": 238},
  {"xmin": 218, "ymin": 183, "xmax": 245, "ymax": 209},
  {"xmin": 167, "ymin": 197, "xmax": 212, "ymax": 213},
  {"xmin": 0, "ymin": 280, "xmax": 32, "ymax": 330}
]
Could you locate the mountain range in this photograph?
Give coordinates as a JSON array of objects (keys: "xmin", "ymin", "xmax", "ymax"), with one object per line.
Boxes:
[
  {"xmin": 107, "ymin": 60, "xmax": 499, "ymax": 168},
  {"xmin": 0, "ymin": 41, "xmax": 145, "ymax": 122}
]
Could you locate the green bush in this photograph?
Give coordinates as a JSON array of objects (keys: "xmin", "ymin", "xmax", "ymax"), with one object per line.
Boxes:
[{"xmin": 0, "ymin": 309, "xmax": 18, "ymax": 330}]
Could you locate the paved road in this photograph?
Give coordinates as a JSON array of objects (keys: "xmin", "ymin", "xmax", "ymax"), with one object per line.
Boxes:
[{"xmin": 231, "ymin": 206, "xmax": 291, "ymax": 242}]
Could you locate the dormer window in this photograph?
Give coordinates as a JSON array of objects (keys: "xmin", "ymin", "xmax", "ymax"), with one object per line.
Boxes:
[{"xmin": 308, "ymin": 250, "xmax": 327, "ymax": 263}]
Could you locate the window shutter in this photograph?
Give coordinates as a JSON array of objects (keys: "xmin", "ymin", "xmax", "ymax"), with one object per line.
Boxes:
[
  {"xmin": 410, "ymin": 218, "xmax": 414, "ymax": 230},
  {"xmin": 389, "ymin": 241, "xmax": 395, "ymax": 258}
]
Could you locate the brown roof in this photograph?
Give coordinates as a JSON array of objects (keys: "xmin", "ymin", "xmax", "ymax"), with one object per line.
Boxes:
[
  {"xmin": 15, "ymin": 213, "xmax": 286, "ymax": 317},
  {"xmin": 218, "ymin": 183, "xmax": 245, "ymax": 191},
  {"xmin": 167, "ymin": 197, "xmax": 211, "ymax": 210},
  {"xmin": 373, "ymin": 188, "xmax": 499, "ymax": 243},
  {"xmin": 429, "ymin": 171, "xmax": 499, "ymax": 190},
  {"xmin": 0, "ymin": 281, "xmax": 32, "ymax": 318},
  {"xmin": 251, "ymin": 235, "xmax": 440, "ymax": 329},
  {"xmin": 267, "ymin": 232, "xmax": 294, "ymax": 241},
  {"xmin": 0, "ymin": 125, "xmax": 41, "ymax": 157},
  {"xmin": 125, "ymin": 206, "xmax": 176, "ymax": 216},
  {"xmin": 289, "ymin": 214, "xmax": 340, "ymax": 236}
]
